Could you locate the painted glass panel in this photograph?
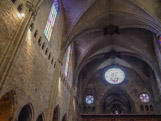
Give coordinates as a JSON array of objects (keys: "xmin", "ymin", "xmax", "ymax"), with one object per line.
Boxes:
[
  {"xmin": 140, "ymin": 93, "xmax": 150, "ymax": 103},
  {"xmin": 86, "ymin": 95, "xmax": 94, "ymax": 104},
  {"xmin": 65, "ymin": 45, "xmax": 72, "ymax": 77},
  {"xmin": 44, "ymin": 0, "xmax": 58, "ymax": 42},
  {"xmin": 158, "ymin": 36, "xmax": 161, "ymax": 46},
  {"xmin": 105, "ymin": 68, "xmax": 125, "ymax": 84}
]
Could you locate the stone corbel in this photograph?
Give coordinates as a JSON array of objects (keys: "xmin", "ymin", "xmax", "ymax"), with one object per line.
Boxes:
[
  {"xmin": 58, "ymin": 59, "xmax": 63, "ymax": 66},
  {"xmin": 26, "ymin": 1, "xmax": 37, "ymax": 16}
]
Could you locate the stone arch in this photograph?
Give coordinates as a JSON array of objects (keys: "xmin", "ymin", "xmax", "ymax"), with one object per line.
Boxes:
[
  {"xmin": 100, "ymin": 87, "xmax": 136, "ymax": 114},
  {"xmin": 52, "ymin": 105, "xmax": 60, "ymax": 121},
  {"xmin": 62, "ymin": 113, "xmax": 67, "ymax": 121},
  {"xmin": 36, "ymin": 113, "xmax": 44, "ymax": 121},
  {"xmin": 18, "ymin": 104, "xmax": 33, "ymax": 121},
  {"xmin": 75, "ymin": 46, "xmax": 161, "ymax": 100},
  {"xmin": 0, "ymin": 90, "xmax": 16, "ymax": 121}
]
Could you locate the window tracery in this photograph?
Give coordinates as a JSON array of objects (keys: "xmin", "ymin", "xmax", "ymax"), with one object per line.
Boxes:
[
  {"xmin": 85, "ymin": 95, "xmax": 94, "ymax": 104},
  {"xmin": 105, "ymin": 68, "xmax": 125, "ymax": 84},
  {"xmin": 139, "ymin": 93, "xmax": 150, "ymax": 103}
]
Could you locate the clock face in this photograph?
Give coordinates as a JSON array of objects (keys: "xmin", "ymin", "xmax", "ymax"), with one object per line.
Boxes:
[{"xmin": 105, "ymin": 68, "xmax": 125, "ymax": 84}]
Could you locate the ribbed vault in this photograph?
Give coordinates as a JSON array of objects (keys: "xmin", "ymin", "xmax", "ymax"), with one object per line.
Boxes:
[{"xmin": 62, "ymin": 0, "xmax": 161, "ymax": 115}]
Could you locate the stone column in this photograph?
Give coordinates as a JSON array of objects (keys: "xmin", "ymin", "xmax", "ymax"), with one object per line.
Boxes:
[
  {"xmin": 153, "ymin": 34, "xmax": 161, "ymax": 102},
  {"xmin": 67, "ymin": 87, "xmax": 74, "ymax": 121},
  {"xmin": 153, "ymin": 34, "xmax": 161, "ymax": 71},
  {"xmin": 46, "ymin": 42, "xmax": 65, "ymax": 121}
]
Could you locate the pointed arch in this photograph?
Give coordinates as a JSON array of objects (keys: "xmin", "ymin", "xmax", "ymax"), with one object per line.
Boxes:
[
  {"xmin": 44, "ymin": 0, "xmax": 59, "ymax": 42},
  {"xmin": 62, "ymin": 113, "xmax": 67, "ymax": 121},
  {"xmin": 18, "ymin": 104, "xmax": 33, "ymax": 121},
  {"xmin": 52, "ymin": 105, "xmax": 60, "ymax": 121},
  {"xmin": 0, "ymin": 90, "xmax": 16, "ymax": 121},
  {"xmin": 36, "ymin": 113, "xmax": 44, "ymax": 121}
]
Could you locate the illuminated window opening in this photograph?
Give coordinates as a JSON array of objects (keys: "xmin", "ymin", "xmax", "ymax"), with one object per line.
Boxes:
[
  {"xmin": 44, "ymin": 0, "xmax": 58, "ymax": 42},
  {"xmin": 139, "ymin": 93, "xmax": 150, "ymax": 103},
  {"xmin": 64, "ymin": 45, "xmax": 72, "ymax": 77},
  {"xmin": 104, "ymin": 67, "xmax": 125, "ymax": 84},
  {"xmin": 85, "ymin": 95, "xmax": 94, "ymax": 104}
]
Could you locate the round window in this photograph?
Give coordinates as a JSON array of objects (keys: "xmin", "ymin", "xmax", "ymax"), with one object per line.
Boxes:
[
  {"xmin": 85, "ymin": 95, "xmax": 94, "ymax": 104},
  {"xmin": 139, "ymin": 93, "xmax": 150, "ymax": 103},
  {"xmin": 105, "ymin": 68, "xmax": 125, "ymax": 84}
]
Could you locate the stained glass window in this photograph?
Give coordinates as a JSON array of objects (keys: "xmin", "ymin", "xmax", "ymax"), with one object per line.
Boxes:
[
  {"xmin": 158, "ymin": 36, "xmax": 161, "ymax": 46},
  {"xmin": 105, "ymin": 68, "xmax": 125, "ymax": 84},
  {"xmin": 44, "ymin": 0, "xmax": 58, "ymax": 42},
  {"xmin": 65, "ymin": 45, "xmax": 72, "ymax": 77},
  {"xmin": 139, "ymin": 93, "xmax": 150, "ymax": 103},
  {"xmin": 85, "ymin": 95, "xmax": 94, "ymax": 104},
  {"xmin": 115, "ymin": 110, "xmax": 119, "ymax": 115}
]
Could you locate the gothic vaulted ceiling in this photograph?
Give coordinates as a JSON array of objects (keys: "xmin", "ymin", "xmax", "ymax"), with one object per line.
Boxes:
[{"xmin": 62, "ymin": 0, "xmax": 161, "ymax": 114}]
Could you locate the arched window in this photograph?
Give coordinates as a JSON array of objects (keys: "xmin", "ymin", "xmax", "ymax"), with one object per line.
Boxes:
[
  {"xmin": 52, "ymin": 105, "xmax": 60, "ymax": 121},
  {"xmin": 0, "ymin": 91, "xmax": 15, "ymax": 121},
  {"xmin": 11, "ymin": 0, "xmax": 16, "ymax": 3},
  {"xmin": 36, "ymin": 113, "xmax": 44, "ymax": 121},
  {"xmin": 140, "ymin": 105, "xmax": 144, "ymax": 111},
  {"xmin": 44, "ymin": 0, "xmax": 59, "ymax": 42},
  {"xmin": 158, "ymin": 35, "xmax": 161, "ymax": 47},
  {"xmin": 18, "ymin": 104, "xmax": 33, "ymax": 121},
  {"xmin": 145, "ymin": 105, "xmax": 149, "ymax": 111},
  {"xmin": 62, "ymin": 114, "xmax": 67, "ymax": 121},
  {"xmin": 150, "ymin": 105, "xmax": 153, "ymax": 111},
  {"xmin": 64, "ymin": 45, "xmax": 72, "ymax": 77}
]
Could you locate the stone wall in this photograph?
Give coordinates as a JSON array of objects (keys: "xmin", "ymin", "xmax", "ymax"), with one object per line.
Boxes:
[
  {"xmin": 0, "ymin": 0, "xmax": 71, "ymax": 120},
  {"xmin": 0, "ymin": 0, "xmax": 21, "ymax": 62},
  {"xmin": 81, "ymin": 67, "xmax": 157, "ymax": 115}
]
